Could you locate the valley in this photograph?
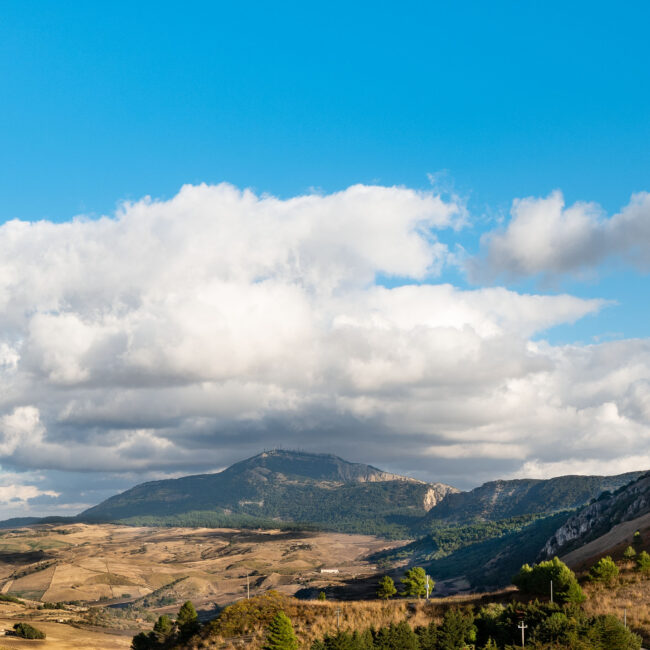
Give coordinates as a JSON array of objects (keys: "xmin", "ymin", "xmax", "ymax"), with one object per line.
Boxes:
[{"xmin": 2, "ymin": 451, "xmax": 650, "ymax": 648}]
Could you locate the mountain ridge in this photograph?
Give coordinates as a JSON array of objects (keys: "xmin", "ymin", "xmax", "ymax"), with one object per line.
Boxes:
[{"xmin": 76, "ymin": 450, "xmax": 645, "ymax": 542}]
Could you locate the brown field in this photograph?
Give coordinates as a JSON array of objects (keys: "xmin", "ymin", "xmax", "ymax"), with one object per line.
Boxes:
[
  {"xmin": 0, "ymin": 524, "xmax": 402, "ymax": 612},
  {"xmin": 0, "ymin": 600, "xmax": 134, "ymax": 649}
]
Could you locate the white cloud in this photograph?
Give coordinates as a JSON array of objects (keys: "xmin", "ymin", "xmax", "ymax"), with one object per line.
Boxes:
[
  {"xmin": 0, "ymin": 183, "xmax": 647, "ymax": 496},
  {"xmin": 0, "ymin": 483, "xmax": 59, "ymax": 504},
  {"xmin": 470, "ymin": 190, "xmax": 650, "ymax": 280}
]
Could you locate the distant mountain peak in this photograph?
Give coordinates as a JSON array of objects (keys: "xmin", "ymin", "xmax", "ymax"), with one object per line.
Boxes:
[
  {"xmin": 79, "ymin": 449, "xmax": 458, "ymax": 531},
  {"xmin": 225, "ymin": 448, "xmax": 429, "ymax": 485}
]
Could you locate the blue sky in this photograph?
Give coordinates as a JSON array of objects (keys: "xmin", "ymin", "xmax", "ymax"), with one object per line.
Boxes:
[
  {"xmin": 0, "ymin": 1, "xmax": 649, "ymax": 513},
  {"xmin": 2, "ymin": 1, "xmax": 649, "ymax": 220}
]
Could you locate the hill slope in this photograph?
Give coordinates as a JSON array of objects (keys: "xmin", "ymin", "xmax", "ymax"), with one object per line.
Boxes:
[
  {"xmin": 424, "ymin": 472, "xmax": 644, "ymax": 525},
  {"xmin": 79, "ymin": 450, "xmax": 646, "ymax": 541},
  {"xmin": 541, "ymin": 471, "xmax": 650, "ymax": 557},
  {"xmin": 80, "ymin": 450, "xmax": 457, "ymax": 536}
]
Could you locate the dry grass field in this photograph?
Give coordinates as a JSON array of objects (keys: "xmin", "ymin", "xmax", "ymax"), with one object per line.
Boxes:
[
  {"xmin": 185, "ymin": 588, "xmax": 516, "ymax": 649},
  {"xmin": 0, "ymin": 524, "xmax": 402, "ymax": 611},
  {"xmin": 0, "ymin": 600, "xmax": 134, "ymax": 649},
  {"xmin": 0, "ymin": 523, "xmax": 404, "ymax": 649}
]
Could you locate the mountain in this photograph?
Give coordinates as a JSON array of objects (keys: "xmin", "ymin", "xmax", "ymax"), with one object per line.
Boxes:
[
  {"xmin": 423, "ymin": 472, "xmax": 645, "ymax": 526},
  {"xmin": 541, "ymin": 471, "xmax": 650, "ymax": 557},
  {"xmin": 80, "ymin": 450, "xmax": 458, "ymax": 537},
  {"xmin": 77, "ymin": 449, "xmax": 644, "ymax": 550}
]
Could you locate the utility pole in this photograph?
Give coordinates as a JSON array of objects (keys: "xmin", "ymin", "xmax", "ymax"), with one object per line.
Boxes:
[
  {"xmin": 336, "ymin": 607, "xmax": 341, "ymax": 630},
  {"xmin": 518, "ymin": 621, "xmax": 527, "ymax": 648},
  {"xmin": 247, "ymin": 573, "xmax": 250, "ymax": 600},
  {"xmin": 550, "ymin": 579, "xmax": 553, "ymax": 604},
  {"xmin": 624, "ymin": 607, "xmax": 627, "ymax": 628},
  {"xmin": 426, "ymin": 575, "xmax": 431, "ymax": 600}
]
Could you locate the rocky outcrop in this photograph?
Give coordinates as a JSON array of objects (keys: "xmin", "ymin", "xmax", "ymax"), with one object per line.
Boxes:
[
  {"xmin": 541, "ymin": 472, "xmax": 650, "ymax": 558},
  {"xmin": 423, "ymin": 484, "xmax": 460, "ymax": 511}
]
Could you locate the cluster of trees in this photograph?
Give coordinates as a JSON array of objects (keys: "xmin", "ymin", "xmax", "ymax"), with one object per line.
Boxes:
[
  {"xmin": 131, "ymin": 601, "xmax": 200, "ymax": 649},
  {"xmin": 308, "ymin": 601, "xmax": 640, "ymax": 650},
  {"xmin": 377, "ymin": 567, "xmax": 432, "ymax": 600},
  {"xmin": 12, "ymin": 622, "xmax": 46, "ymax": 639},
  {"xmin": 620, "ymin": 545, "xmax": 650, "ymax": 572}
]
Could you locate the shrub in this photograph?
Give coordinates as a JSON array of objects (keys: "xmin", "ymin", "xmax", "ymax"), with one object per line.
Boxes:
[
  {"xmin": 13, "ymin": 622, "xmax": 46, "ymax": 639},
  {"xmin": 589, "ymin": 556, "xmax": 619, "ymax": 583},
  {"xmin": 512, "ymin": 557, "xmax": 585, "ymax": 603},
  {"xmin": 636, "ymin": 550, "xmax": 650, "ymax": 573},
  {"xmin": 623, "ymin": 545, "xmax": 637, "ymax": 560}
]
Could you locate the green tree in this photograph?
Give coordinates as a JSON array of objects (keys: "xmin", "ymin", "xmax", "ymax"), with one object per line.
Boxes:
[
  {"xmin": 633, "ymin": 530, "xmax": 643, "ymax": 547},
  {"xmin": 130, "ymin": 632, "xmax": 153, "ymax": 650},
  {"xmin": 437, "ymin": 608, "xmax": 476, "ymax": 650},
  {"xmin": 636, "ymin": 550, "xmax": 650, "ymax": 573},
  {"xmin": 586, "ymin": 614, "xmax": 642, "ymax": 649},
  {"xmin": 318, "ymin": 591, "xmax": 327, "ymax": 601},
  {"xmin": 377, "ymin": 575, "xmax": 397, "ymax": 600},
  {"xmin": 589, "ymin": 555, "xmax": 619, "ymax": 584},
  {"xmin": 401, "ymin": 567, "xmax": 427, "ymax": 598},
  {"xmin": 153, "ymin": 614, "xmax": 173, "ymax": 643},
  {"xmin": 512, "ymin": 557, "xmax": 585, "ymax": 603},
  {"xmin": 13, "ymin": 622, "xmax": 46, "ymax": 639},
  {"xmin": 390, "ymin": 621, "xmax": 420, "ymax": 649},
  {"xmin": 262, "ymin": 611, "xmax": 298, "ymax": 650},
  {"xmin": 623, "ymin": 545, "xmax": 637, "ymax": 560},
  {"xmin": 415, "ymin": 622, "xmax": 438, "ymax": 650},
  {"xmin": 176, "ymin": 600, "xmax": 199, "ymax": 639}
]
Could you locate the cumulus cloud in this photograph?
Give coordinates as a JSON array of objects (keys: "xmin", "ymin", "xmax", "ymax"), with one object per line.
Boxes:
[
  {"xmin": 470, "ymin": 190, "xmax": 650, "ymax": 281},
  {"xmin": 0, "ymin": 483, "xmax": 59, "ymax": 504},
  {"xmin": 0, "ymin": 182, "xmax": 648, "ymax": 503}
]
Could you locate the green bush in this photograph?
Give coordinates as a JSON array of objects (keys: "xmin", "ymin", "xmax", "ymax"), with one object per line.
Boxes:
[
  {"xmin": 512, "ymin": 557, "xmax": 585, "ymax": 603},
  {"xmin": 589, "ymin": 555, "xmax": 619, "ymax": 583},
  {"xmin": 636, "ymin": 550, "xmax": 650, "ymax": 573},
  {"xmin": 13, "ymin": 622, "xmax": 46, "ymax": 639},
  {"xmin": 623, "ymin": 545, "xmax": 637, "ymax": 560}
]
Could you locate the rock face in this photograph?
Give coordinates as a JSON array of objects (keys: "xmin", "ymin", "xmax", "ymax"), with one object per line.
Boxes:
[
  {"xmin": 423, "ymin": 484, "xmax": 459, "ymax": 511},
  {"xmin": 541, "ymin": 472, "xmax": 650, "ymax": 558}
]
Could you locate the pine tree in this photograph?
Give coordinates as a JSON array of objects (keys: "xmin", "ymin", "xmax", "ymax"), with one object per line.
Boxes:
[
  {"xmin": 176, "ymin": 600, "xmax": 199, "ymax": 639},
  {"xmin": 152, "ymin": 614, "xmax": 173, "ymax": 642},
  {"xmin": 377, "ymin": 575, "xmax": 397, "ymax": 600},
  {"xmin": 401, "ymin": 567, "xmax": 428, "ymax": 598},
  {"xmin": 636, "ymin": 550, "xmax": 650, "ymax": 573},
  {"xmin": 263, "ymin": 611, "xmax": 299, "ymax": 650},
  {"xmin": 437, "ymin": 608, "xmax": 476, "ymax": 650},
  {"xmin": 624, "ymin": 545, "xmax": 637, "ymax": 561},
  {"xmin": 589, "ymin": 556, "xmax": 619, "ymax": 584}
]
